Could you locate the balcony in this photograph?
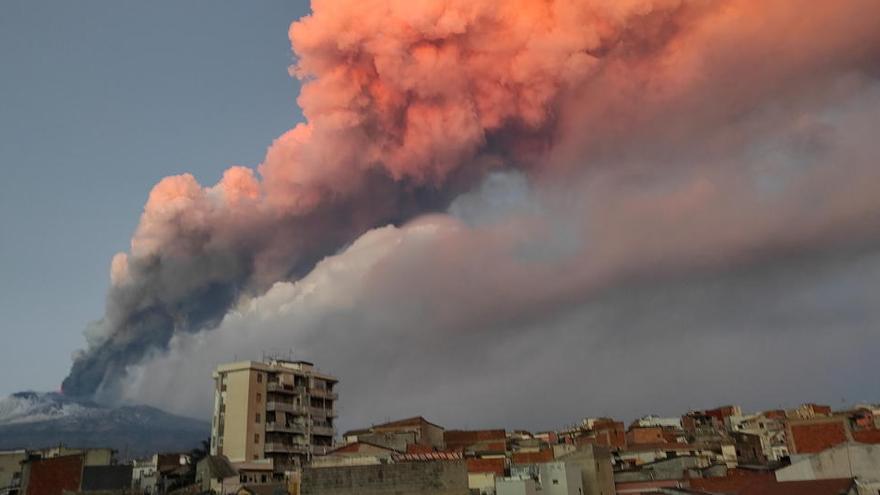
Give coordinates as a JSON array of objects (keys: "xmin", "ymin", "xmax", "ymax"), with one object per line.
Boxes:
[
  {"xmin": 264, "ymin": 443, "xmax": 310, "ymax": 455},
  {"xmin": 266, "ymin": 401, "xmax": 307, "ymax": 415},
  {"xmin": 309, "ymin": 407, "xmax": 338, "ymax": 418},
  {"xmin": 310, "ymin": 425, "xmax": 335, "ymax": 437},
  {"xmin": 309, "ymin": 388, "xmax": 338, "ymax": 400},
  {"xmin": 267, "ymin": 383, "xmax": 306, "ymax": 395},
  {"xmin": 311, "ymin": 446, "xmax": 332, "ymax": 456},
  {"xmin": 265, "ymin": 423, "xmax": 306, "ymax": 434}
]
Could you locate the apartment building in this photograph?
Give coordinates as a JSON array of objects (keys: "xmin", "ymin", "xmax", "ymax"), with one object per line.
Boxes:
[{"xmin": 210, "ymin": 359, "xmax": 338, "ymax": 469}]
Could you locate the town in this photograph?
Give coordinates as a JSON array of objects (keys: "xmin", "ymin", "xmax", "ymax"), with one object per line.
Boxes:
[{"xmin": 1, "ymin": 358, "xmax": 879, "ymax": 495}]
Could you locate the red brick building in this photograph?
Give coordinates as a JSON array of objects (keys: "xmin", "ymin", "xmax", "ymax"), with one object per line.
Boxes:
[
  {"xmin": 690, "ymin": 475, "xmax": 855, "ymax": 495},
  {"xmin": 21, "ymin": 454, "xmax": 84, "ymax": 495},
  {"xmin": 787, "ymin": 418, "xmax": 849, "ymax": 454},
  {"xmin": 626, "ymin": 426, "xmax": 668, "ymax": 445},
  {"xmin": 511, "ymin": 449, "xmax": 554, "ymax": 464},
  {"xmin": 466, "ymin": 458, "xmax": 505, "ymax": 477},
  {"xmin": 444, "ymin": 430, "xmax": 507, "ymax": 453}
]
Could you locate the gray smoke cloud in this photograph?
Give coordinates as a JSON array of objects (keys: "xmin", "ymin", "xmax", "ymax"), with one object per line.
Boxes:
[
  {"xmin": 67, "ymin": 0, "xmax": 880, "ymax": 417},
  {"xmin": 122, "ymin": 73, "xmax": 880, "ymax": 430}
]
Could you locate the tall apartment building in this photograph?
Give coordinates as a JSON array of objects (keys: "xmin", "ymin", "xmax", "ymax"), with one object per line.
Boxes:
[{"xmin": 210, "ymin": 360, "xmax": 338, "ymax": 468}]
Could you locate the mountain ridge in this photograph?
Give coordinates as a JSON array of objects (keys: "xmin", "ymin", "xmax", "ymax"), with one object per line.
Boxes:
[{"xmin": 0, "ymin": 391, "xmax": 209, "ymax": 459}]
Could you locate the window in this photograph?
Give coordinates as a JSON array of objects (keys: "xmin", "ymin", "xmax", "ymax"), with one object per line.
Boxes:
[
  {"xmin": 257, "ymin": 373, "xmax": 263, "ymax": 383},
  {"xmin": 255, "ymin": 413, "xmax": 261, "ymax": 424},
  {"xmin": 254, "ymin": 433, "xmax": 260, "ymax": 444},
  {"xmin": 552, "ymin": 480, "xmax": 559, "ymax": 485},
  {"xmin": 256, "ymin": 392, "xmax": 262, "ymax": 403}
]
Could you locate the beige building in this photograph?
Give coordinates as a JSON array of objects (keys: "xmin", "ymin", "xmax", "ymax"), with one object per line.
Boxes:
[
  {"xmin": 211, "ymin": 359, "xmax": 338, "ymax": 468},
  {"xmin": 0, "ymin": 450, "xmax": 27, "ymax": 492}
]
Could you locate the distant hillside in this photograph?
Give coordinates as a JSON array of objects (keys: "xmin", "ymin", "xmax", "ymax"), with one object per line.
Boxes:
[{"xmin": 0, "ymin": 392, "xmax": 209, "ymax": 459}]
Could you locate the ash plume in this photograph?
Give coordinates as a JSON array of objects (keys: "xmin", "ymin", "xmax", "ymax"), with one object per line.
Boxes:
[{"xmin": 64, "ymin": 0, "xmax": 880, "ymax": 401}]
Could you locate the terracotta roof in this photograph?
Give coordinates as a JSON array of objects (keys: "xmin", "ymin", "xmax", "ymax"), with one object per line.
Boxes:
[
  {"xmin": 372, "ymin": 416, "xmax": 444, "ymax": 430},
  {"xmin": 445, "ymin": 430, "xmax": 506, "ymax": 443},
  {"xmin": 467, "ymin": 457, "xmax": 505, "ymax": 476},
  {"xmin": 391, "ymin": 452, "xmax": 462, "ymax": 462},
  {"xmin": 762, "ymin": 410, "xmax": 786, "ymax": 419},
  {"xmin": 853, "ymin": 429, "xmax": 880, "ymax": 444},
  {"xmin": 445, "ymin": 430, "xmax": 507, "ymax": 451},
  {"xmin": 620, "ymin": 442, "xmax": 708, "ymax": 453},
  {"xmin": 325, "ymin": 441, "xmax": 398, "ymax": 455},
  {"xmin": 341, "ymin": 428, "xmax": 372, "ymax": 437},
  {"xmin": 690, "ymin": 476, "xmax": 854, "ymax": 495},
  {"xmin": 789, "ymin": 421, "xmax": 848, "ymax": 453},
  {"xmin": 406, "ymin": 443, "xmax": 436, "ymax": 454},
  {"xmin": 511, "ymin": 449, "xmax": 554, "ymax": 464},
  {"xmin": 198, "ymin": 455, "xmax": 237, "ymax": 480}
]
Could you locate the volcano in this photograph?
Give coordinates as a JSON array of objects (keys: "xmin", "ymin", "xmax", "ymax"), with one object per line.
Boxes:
[{"xmin": 0, "ymin": 392, "xmax": 209, "ymax": 459}]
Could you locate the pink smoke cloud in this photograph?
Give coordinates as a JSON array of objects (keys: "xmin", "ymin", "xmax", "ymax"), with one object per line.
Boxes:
[{"xmin": 65, "ymin": 0, "xmax": 880, "ymax": 398}]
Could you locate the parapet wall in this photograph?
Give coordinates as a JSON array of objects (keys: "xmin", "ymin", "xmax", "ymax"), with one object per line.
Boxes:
[{"xmin": 302, "ymin": 460, "xmax": 469, "ymax": 495}]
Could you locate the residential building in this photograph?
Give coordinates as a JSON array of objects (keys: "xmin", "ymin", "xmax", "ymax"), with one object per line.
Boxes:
[
  {"xmin": 558, "ymin": 445, "xmax": 615, "ymax": 495},
  {"xmin": 310, "ymin": 442, "xmax": 398, "ymax": 468},
  {"xmin": 775, "ymin": 442, "xmax": 880, "ymax": 485},
  {"xmin": 731, "ymin": 431, "xmax": 767, "ymax": 466},
  {"xmin": 496, "ymin": 476, "xmax": 539, "ymax": 495},
  {"xmin": 538, "ymin": 462, "xmax": 584, "ymax": 495},
  {"xmin": 196, "ymin": 454, "xmax": 238, "ymax": 494},
  {"xmin": 19, "ymin": 454, "xmax": 84, "ymax": 495},
  {"xmin": 445, "ymin": 430, "xmax": 507, "ymax": 454},
  {"xmin": 627, "ymin": 426, "xmax": 670, "ymax": 445},
  {"xmin": 682, "ymin": 406, "xmax": 740, "ymax": 443},
  {"xmin": 341, "ymin": 416, "xmax": 444, "ymax": 452},
  {"xmin": 689, "ymin": 474, "xmax": 858, "ymax": 495},
  {"xmin": 369, "ymin": 416, "xmax": 445, "ymax": 450},
  {"xmin": 467, "ymin": 458, "xmax": 505, "ymax": 495},
  {"xmin": 29, "ymin": 446, "xmax": 114, "ymax": 467},
  {"xmin": 211, "ymin": 359, "xmax": 338, "ymax": 468},
  {"xmin": 78, "ymin": 465, "xmax": 133, "ymax": 493},
  {"xmin": 0, "ymin": 450, "xmax": 26, "ymax": 493},
  {"xmin": 727, "ymin": 412, "xmax": 790, "ymax": 463},
  {"xmin": 570, "ymin": 419, "xmax": 627, "ymax": 449},
  {"xmin": 131, "ymin": 454, "xmax": 189, "ymax": 494},
  {"xmin": 787, "ymin": 404, "xmax": 833, "ymax": 420},
  {"xmin": 632, "ymin": 416, "xmax": 683, "ymax": 430},
  {"xmin": 787, "ymin": 416, "xmax": 851, "ymax": 454},
  {"xmin": 854, "ymin": 404, "xmax": 880, "ymax": 429},
  {"xmin": 301, "ymin": 458, "xmax": 468, "ymax": 495}
]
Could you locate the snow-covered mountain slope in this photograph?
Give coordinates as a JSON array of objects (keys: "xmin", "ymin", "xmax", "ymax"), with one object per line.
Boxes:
[{"xmin": 0, "ymin": 392, "xmax": 209, "ymax": 459}]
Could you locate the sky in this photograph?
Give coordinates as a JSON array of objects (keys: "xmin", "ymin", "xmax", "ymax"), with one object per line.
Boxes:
[
  {"xmin": 0, "ymin": 1, "xmax": 309, "ymax": 397},
  {"xmin": 2, "ymin": 0, "xmax": 880, "ymax": 435}
]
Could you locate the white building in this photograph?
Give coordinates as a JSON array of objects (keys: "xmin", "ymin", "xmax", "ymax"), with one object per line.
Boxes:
[
  {"xmin": 633, "ymin": 415, "xmax": 683, "ymax": 429},
  {"xmin": 496, "ymin": 476, "xmax": 539, "ymax": 495},
  {"xmin": 776, "ymin": 442, "xmax": 880, "ymax": 483},
  {"xmin": 539, "ymin": 462, "xmax": 585, "ymax": 495}
]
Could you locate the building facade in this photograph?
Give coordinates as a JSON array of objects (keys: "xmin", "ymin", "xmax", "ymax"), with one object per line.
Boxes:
[{"xmin": 211, "ymin": 359, "xmax": 338, "ymax": 468}]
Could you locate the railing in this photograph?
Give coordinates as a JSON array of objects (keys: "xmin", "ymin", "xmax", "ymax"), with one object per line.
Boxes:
[
  {"xmin": 267, "ymin": 383, "xmax": 307, "ymax": 395},
  {"xmin": 310, "ymin": 425, "xmax": 335, "ymax": 437},
  {"xmin": 308, "ymin": 388, "xmax": 338, "ymax": 400},
  {"xmin": 311, "ymin": 445, "xmax": 332, "ymax": 456},
  {"xmin": 264, "ymin": 443, "xmax": 310, "ymax": 454},
  {"xmin": 265, "ymin": 423, "xmax": 306, "ymax": 434},
  {"xmin": 266, "ymin": 401, "xmax": 307, "ymax": 414},
  {"xmin": 308, "ymin": 406, "xmax": 338, "ymax": 418}
]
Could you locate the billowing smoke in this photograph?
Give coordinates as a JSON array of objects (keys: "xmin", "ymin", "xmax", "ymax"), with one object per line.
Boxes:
[{"xmin": 65, "ymin": 0, "xmax": 880, "ymax": 412}]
